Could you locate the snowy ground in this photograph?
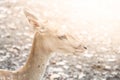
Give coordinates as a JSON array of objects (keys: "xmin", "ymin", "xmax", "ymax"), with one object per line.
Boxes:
[{"xmin": 0, "ymin": 0, "xmax": 120, "ymax": 80}]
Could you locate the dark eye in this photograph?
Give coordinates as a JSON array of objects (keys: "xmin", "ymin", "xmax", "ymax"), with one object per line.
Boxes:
[
  {"xmin": 84, "ymin": 47, "xmax": 87, "ymax": 49},
  {"xmin": 58, "ymin": 35, "xmax": 67, "ymax": 40}
]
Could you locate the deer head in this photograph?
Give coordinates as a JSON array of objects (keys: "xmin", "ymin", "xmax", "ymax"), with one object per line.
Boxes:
[{"xmin": 24, "ymin": 9, "xmax": 86, "ymax": 54}]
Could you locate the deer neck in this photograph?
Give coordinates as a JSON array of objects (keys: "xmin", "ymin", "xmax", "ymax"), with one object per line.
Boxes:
[{"xmin": 17, "ymin": 32, "xmax": 52, "ymax": 80}]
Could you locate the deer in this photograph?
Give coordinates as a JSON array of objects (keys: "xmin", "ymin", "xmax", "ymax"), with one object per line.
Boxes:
[{"xmin": 0, "ymin": 9, "xmax": 86, "ymax": 80}]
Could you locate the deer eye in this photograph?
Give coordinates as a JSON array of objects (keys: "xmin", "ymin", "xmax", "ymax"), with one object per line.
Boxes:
[
  {"xmin": 58, "ymin": 35, "xmax": 67, "ymax": 40},
  {"xmin": 39, "ymin": 26, "xmax": 46, "ymax": 33}
]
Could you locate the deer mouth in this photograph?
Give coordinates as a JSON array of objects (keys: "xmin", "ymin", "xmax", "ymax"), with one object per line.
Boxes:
[{"xmin": 73, "ymin": 45, "xmax": 87, "ymax": 54}]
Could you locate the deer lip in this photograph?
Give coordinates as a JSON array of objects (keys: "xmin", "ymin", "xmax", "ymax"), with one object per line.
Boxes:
[
  {"xmin": 73, "ymin": 45, "xmax": 82, "ymax": 49},
  {"xmin": 75, "ymin": 49, "xmax": 83, "ymax": 52},
  {"xmin": 73, "ymin": 45, "xmax": 87, "ymax": 53}
]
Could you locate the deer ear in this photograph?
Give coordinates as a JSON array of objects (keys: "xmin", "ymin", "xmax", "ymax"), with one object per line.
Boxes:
[{"xmin": 24, "ymin": 9, "xmax": 39, "ymax": 28}]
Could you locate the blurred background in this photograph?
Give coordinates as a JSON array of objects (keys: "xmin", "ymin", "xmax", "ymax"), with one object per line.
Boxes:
[{"xmin": 0, "ymin": 0, "xmax": 120, "ymax": 80}]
